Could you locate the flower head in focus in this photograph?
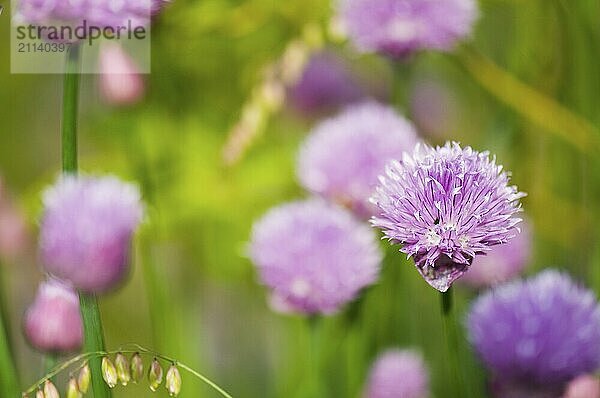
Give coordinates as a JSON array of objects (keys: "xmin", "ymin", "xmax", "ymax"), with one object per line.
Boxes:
[
  {"xmin": 23, "ymin": 279, "xmax": 83, "ymax": 353},
  {"xmin": 337, "ymin": 0, "xmax": 478, "ymax": 58},
  {"xmin": 461, "ymin": 219, "xmax": 532, "ymax": 288},
  {"xmin": 40, "ymin": 175, "xmax": 144, "ymax": 293},
  {"xmin": 249, "ymin": 199, "xmax": 382, "ymax": 315},
  {"xmin": 364, "ymin": 349, "xmax": 429, "ymax": 398},
  {"xmin": 298, "ymin": 101, "xmax": 418, "ymax": 217},
  {"xmin": 467, "ymin": 270, "xmax": 600, "ymax": 395},
  {"xmin": 371, "ymin": 142, "xmax": 525, "ymax": 292}
]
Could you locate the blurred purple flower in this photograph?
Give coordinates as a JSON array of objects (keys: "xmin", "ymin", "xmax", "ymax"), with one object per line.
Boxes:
[
  {"xmin": 363, "ymin": 349, "xmax": 429, "ymax": 398},
  {"xmin": 288, "ymin": 51, "xmax": 365, "ymax": 116},
  {"xmin": 337, "ymin": 0, "xmax": 478, "ymax": 58},
  {"xmin": 468, "ymin": 270, "xmax": 600, "ymax": 397},
  {"xmin": 410, "ymin": 78, "xmax": 460, "ymax": 139},
  {"xmin": 40, "ymin": 175, "xmax": 144, "ymax": 293},
  {"xmin": 16, "ymin": 0, "xmax": 166, "ymax": 30},
  {"xmin": 298, "ymin": 101, "xmax": 418, "ymax": 218},
  {"xmin": 23, "ymin": 279, "xmax": 83, "ymax": 354},
  {"xmin": 461, "ymin": 220, "xmax": 532, "ymax": 288},
  {"xmin": 371, "ymin": 142, "xmax": 525, "ymax": 292},
  {"xmin": 249, "ymin": 199, "xmax": 382, "ymax": 315},
  {"xmin": 99, "ymin": 42, "xmax": 145, "ymax": 106},
  {"xmin": 563, "ymin": 375, "xmax": 600, "ymax": 398}
]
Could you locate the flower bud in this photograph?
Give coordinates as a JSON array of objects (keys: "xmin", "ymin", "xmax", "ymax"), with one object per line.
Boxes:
[
  {"xmin": 115, "ymin": 352, "xmax": 131, "ymax": 386},
  {"xmin": 564, "ymin": 375, "xmax": 600, "ymax": 398},
  {"xmin": 35, "ymin": 390, "xmax": 44, "ymax": 398},
  {"xmin": 99, "ymin": 43, "xmax": 145, "ymax": 106},
  {"xmin": 148, "ymin": 358, "xmax": 163, "ymax": 392},
  {"xmin": 24, "ymin": 280, "xmax": 83, "ymax": 354},
  {"xmin": 77, "ymin": 364, "xmax": 90, "ymax": 393},
  {"xmin": 66, "ymin": 378, "xmax": 81, "ymax": 398},
  {"xmin": 130, "ymin": 353, "xmax": 144, "ymax": 383},
  {"xmin": 43, "ymin": 380, "xmax": 59, "ymax": 398},
  {"xmin": 102, "ymin": 356, "xmax": 118, "ymax": 388},
  {"xmin": 165, "ymin": 364, "xmax": 182, "ymax": 397}
]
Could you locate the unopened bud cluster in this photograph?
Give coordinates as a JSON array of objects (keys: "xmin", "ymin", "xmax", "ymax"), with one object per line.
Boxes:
[
  {"xmin": 102, "ymin": 353, "xmax": 181, "ymax": 396},
  {"xmin": 25, "ymin": 364, "xmax": 90, "ymax": 398},
  {"xmin": 24, "ymin": 355, "xmax": 182, "ymax": 397}
]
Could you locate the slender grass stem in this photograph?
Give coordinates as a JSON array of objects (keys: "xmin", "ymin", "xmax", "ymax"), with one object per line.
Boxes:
[
  {"xmin": 456, "ymin": 46, "xmax": 600, "ymax": 154},
  {"xmin": 61, "ymin": 43, "xmax": 112, "ymax": 398},
  {"xmin": 440, "ymin": 287, "xmax": 466, "ymax": 398},
  {"xmin": 0, "ymin": 266, "xmax": 19, "ymax": 397},
  {"xmin": 23, "ymin": 344, "xmax": 233, "ymax": 398}
]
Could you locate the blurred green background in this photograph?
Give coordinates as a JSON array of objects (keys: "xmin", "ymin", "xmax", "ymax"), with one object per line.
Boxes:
[{"xmin": 1, "ymin": 0, "xmax": 600, "ymax": 396}]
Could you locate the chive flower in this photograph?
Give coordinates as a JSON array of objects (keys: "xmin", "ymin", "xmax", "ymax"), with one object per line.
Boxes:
[
  {"xmin": 298, "ymin": 101, "xmax": 418, "ymax": 217},
  {"xmin": 467, "ymin": 270, "xmax": 600, "ymax": 397},
  {"xmin": 249, "ymin": 199, "xmax": 382, "ymax": 315},
  {"xmin": 40, "ymin": 175, "xmax": 144, "ymax": 293},
  {"xmin": 23, "ymin": 279, "xmax": 83, "ymax": 353},
  {"xmin": 15, "ymin": 0, "xmax": 166, "ymax": 30},
  {"xmin": 371, "ymin": 142, "xmax": 525, "ymax": 292},
  {"xmin": 364, "ymin": 349, "xmax": 429, "ymax": 398},
  {"xmin": 289, "ymin": 51, "xmax": 366, "ymax": 117},
  {"xmin": 337, "ymin": 0, "xmax": 478, "ymax": 58}
]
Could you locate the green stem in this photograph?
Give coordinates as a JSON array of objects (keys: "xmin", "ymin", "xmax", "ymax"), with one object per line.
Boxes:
[
  {"xmin": 391, "ymin": 60, "xmax": 414, "ymax": 113},
  {"xmin": 61, "ymin": 44, "xmax": 111, "ymax": 398},
  {"xmin": 0, "ymin": 266, "xmax": 19, "ymax": 397},
  {"xmin": 79, "ymin": 294, "xmax": 111, "ymax": 398},
  {"xmin": 139, "ymin": 232, "xmax": 171, "ymax": 351},
  {"xmin": 440, "ymin": 288, "xmax": 466, "ymax": 398},
  {"xmin": 62, "ymin": 44, "xmax": 81, "ymax": 173},
  {"xmin": 308, "ymin": 317, "xmax": 323, "ymax": 398},
  {"xmin": 44, "ymin": 354, "xmax": 58, "ymax": 375}
]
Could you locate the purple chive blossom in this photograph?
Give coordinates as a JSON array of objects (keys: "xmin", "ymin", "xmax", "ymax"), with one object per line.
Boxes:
[
  {"xmin": 40, "ymin": 175, "xmax": 144, "ymax": 293},
  {"xmin": 371, "ymin": 142, "xmax": 525, "ymax": 292},
  {"xmin": 23, "ymin": 279, "xmax": 83, "ymax": 354},
  {"xmin": 364, "ymin": 349, "xmax": 429, "ymax": 398},
  {"xmin": 288, "ymin": 51, "xmax": 366, "ymax": 117},
  {"xmin": 461, "ymin": 219, "xmax": 532, "ymax": 288},
  {"xmin": 249, "ymin": 199, "xmax": 382, "ymax": 315},
  {"xmin": 467, "ymin": 270, "xmax": 600, "ymax": 397},
  {"xmin": 337, "ymin": 0, "xmax": 478, "ymax": 58},
  {"xmin": 15, "ymin": 0, "xmax": 167, "ymax": 33},
  {"xmin": 298, "ymin": 101, "xmax": 418, "ymax": 218}
]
